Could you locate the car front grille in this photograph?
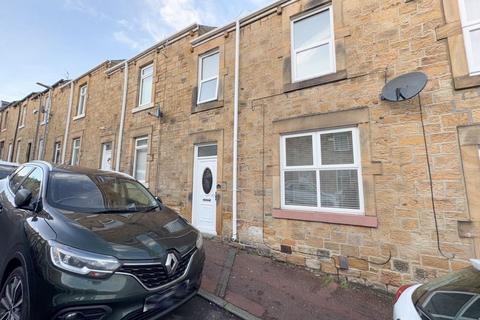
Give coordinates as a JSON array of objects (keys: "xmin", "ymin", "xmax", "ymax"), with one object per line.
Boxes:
[{"xmin": 117, "ymin": 248, "xmax": 196, "ymax": 290}]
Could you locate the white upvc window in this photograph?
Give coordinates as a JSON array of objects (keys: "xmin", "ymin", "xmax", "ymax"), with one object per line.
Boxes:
[
  {"xmin": 15, "ymin": 140, "xmax": 21, "ymax": 163},
  {"xmin": 76, "ymin": 85, "xmax": 88, "ymax": 118},
  {"xmin": 37, "ymin": 139, "xmax": 44, "ymax": 160},
  {"xmin": 291, "ymin": 6, "xmax": 335, "ymax": 82},
  {"xmin": 71, "ymin": 138, "xmax": 81, "ymax": 166},
  {"xmin": 197, "ymin": 51, "xmax": 219, "ymax": 104},
  {"xmin": 459, "ymin": 0, "xmax": 480, "ymax": 76},
  {"xmin": 280, "ymin": 127, "xmax": 364, "ymax": 214},
  {"xmin": 53, "ymin": 141, "xmax": 61, "ymax": 164},
  {"xmin": 7, "ymin": 143, "xmax": 12, "ymax": 162},
  {"xmin": 19, "ymin": 106, "xmax": 26, "ymax": 128},
  {"xmin": 133, "ymin": 137, "xmax": 148, "ymax": 183},
  {"xmin": 138, "ymin": 64, "xmax": 153, "ymax": 107}
]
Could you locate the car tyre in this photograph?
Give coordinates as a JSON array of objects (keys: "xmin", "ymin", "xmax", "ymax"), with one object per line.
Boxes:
[{"xmin": 0, "ymin": 267, "xmax": 30, "ymax": 320}]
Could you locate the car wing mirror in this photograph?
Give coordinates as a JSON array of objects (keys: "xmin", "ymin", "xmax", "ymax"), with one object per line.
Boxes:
[
  {"xmin": 15, "ymin": 188, "xmax": 32, "ymax": 209},
  {"xmin": 155, "ymin": 196, "xmax": 163, "ymax": 204}
]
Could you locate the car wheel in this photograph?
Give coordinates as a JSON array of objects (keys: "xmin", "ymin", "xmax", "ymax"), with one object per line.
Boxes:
[{"xmin": 0, "ymin": 267, "xmax": 29, "ymax": 320}]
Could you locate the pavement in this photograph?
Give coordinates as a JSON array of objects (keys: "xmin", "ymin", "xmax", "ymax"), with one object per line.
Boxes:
[
  {"xmin": 200, "ymin": 238, "xmax": 393, "ymax": 320},
  {"xmin": 159, "ymin": 296, "xmax": 240, "ymax": 320}
]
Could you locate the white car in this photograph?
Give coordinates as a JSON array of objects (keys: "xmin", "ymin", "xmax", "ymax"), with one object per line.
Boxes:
[{"xmin": 393, "ymin": 260, "xmax": 480, "ymax": 320}]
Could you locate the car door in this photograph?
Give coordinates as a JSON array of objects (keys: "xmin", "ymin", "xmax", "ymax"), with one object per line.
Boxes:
[{"xmin": 0, "ymin": 166, "xmax": 36, "ymax": 267}]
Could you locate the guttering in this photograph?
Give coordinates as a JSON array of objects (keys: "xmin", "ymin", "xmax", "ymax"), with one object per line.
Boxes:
[
  {"xmin": 115, "ymin": 61, "xmax": 129, "ymax": 172},
  {"xmin": 191, "ymin": 0, "xmax": 297, "ymax": 48},
  {"xmin": 232, "ymin": 19, "xmax": 241, "ymax": 241},
  {"xmin": 61, "ymin": 82, "xmax": 74, "ymax": 164},
  {"xmin": 105, "ymin": 24, "xmax": 201, "ymax": 75}
]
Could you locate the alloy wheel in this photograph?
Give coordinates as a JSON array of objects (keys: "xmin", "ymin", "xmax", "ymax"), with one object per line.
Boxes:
[{"xmin": 0, "ymin": 276, "xmax": 23, "ymax": 320}]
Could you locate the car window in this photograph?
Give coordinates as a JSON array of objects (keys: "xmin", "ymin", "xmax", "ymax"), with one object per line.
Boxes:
[
  {"xmin": 9, "ymin": 167, "xmax": 33, "ymax": 192},
  {"xmin": 46, "ymin": 172, "xmax": 158, "ymax": 213},
  {"xmin": 414, "ymin": 267, "xmax": 480, "ymax": 320},
  {"xmin": 18, "ymin": 168, "xmax": 43, "ymax": 206}
]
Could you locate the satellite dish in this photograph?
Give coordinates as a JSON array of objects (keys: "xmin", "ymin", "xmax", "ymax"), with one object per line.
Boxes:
[{"xmin": 381, "ymin": 72, "xmax": 427, "ymax": 102}]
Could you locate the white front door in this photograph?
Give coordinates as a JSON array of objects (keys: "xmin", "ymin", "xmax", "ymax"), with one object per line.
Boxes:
[
  {"xmin": 101, "ymin": 142, "xmax": 112, "ymax": 171},
  {"xmin": 192, "ymin": 144, "xmax": 218, "ymax": 235}
]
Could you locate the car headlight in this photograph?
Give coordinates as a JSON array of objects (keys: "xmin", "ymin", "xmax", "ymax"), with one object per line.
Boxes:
[
  {"xmin": 196, "ymin": 232, "xmax": 203, "ymax": 249},
  {"xmin": 49, "ymin": 241, "xmax": 120, "ymax": 278}
]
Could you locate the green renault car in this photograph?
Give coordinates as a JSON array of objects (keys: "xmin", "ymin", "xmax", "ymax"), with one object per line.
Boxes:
[{"xmin": 0, "ymin": 161, "xmax": 205, "ymax": 320}]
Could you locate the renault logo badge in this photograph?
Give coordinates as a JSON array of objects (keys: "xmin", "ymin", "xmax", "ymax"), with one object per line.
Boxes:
[{"xmin": 165, "ymin": 253, "xmax": 179, "ymax": 275}]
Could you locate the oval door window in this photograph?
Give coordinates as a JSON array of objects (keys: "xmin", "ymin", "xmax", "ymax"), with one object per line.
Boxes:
[{"xmin": 202, "ymin": 168, "xmax": 213, "ymax": 194}]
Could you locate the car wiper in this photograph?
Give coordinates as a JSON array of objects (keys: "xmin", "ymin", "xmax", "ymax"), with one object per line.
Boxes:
[
  {"xmin": 93, "ymin": 208, "xmax": 139, "ymax": 214},
  {"xmin": 140, "ymin": 205, "xmax": 160, "ymax": 212}
]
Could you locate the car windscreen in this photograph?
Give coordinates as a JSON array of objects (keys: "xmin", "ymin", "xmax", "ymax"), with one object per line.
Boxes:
[
  {"xmin": 46, "ymin": 172, "xmax": 158, "ymax": 213},
  {"xmin": 413, "ymin": 267, "xmax": 480, "ymax": 320},
  {"xmin": 0, "ymin": 165, "xmax": 17, "ymax": 179}
]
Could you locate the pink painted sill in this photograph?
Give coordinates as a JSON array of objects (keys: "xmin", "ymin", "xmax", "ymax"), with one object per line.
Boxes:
[{"xmin": 272, "ymin": 209, "xmax": 378, "ymax": 228}]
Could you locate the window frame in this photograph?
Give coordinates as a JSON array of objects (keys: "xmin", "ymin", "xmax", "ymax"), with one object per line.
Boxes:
[
  {"xmin": 71, "ymin": 138, "xmax": 81, "ymax": 166},
  {"xmin": 458, "ymin": 0, "xmax": 480, "ymax": 76},
  {"xmin": 15, "ymin": 140, "xmax": 21, "ymax": 163},
  {"xmin": 19, "ymin": 105, "xmax": 26, "ymax": 129},
  {"xmin": 53, "ymin": 141, "xmax": 61, "ymax": 164},
  {"xmin": 138, "ymin": 64, "xmax": 154, "ymax": 108},
  {"xmin": 133, "ymin": 136, "xmax": 149, "ymax": 183},
  {"xmin": 37, "ymin": 139, "xmax": 44, "ymax": 160},
  {"xmin": 75, "ymin": 84, "xmax": 88, "ymax": 118},
  {"xmin": 197, "ymin": 51, "xmax": 220, "ymax": 104},
  {"xmin": 290, "ymin": 6, "xmax": 336, "ymax": 83},
  {"xmin": 280, "ymin": 127, "xmax": 364, "ymax": 214}
]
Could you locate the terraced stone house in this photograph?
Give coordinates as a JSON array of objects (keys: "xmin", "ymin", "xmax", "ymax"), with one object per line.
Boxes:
[{"xmin": 1, "ymin": 0, "xmax": 480, "ymax": 291}]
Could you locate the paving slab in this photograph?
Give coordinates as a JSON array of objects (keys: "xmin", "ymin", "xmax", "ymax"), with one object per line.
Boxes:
[{"xmin": 201, "ymin": 239, "xmax": 393, "ymax": 320}]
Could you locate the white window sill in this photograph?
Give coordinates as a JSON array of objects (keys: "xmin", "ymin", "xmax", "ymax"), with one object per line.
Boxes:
[
  {"xmin": 73, "ymin": 114, "xmax": 85, "ymax": 121},
  {"xmin": 18, "ymin": 125, "xmax": 24, "ymax": 130},
  {"xmin": 40, "ymin": 122, "xmax": 46, "ymax": 126},
  {"xmin": 132, "ymin": 103, "xmax": 153, "ymax": 113},
  {"xmin": 1, "ymin": 129, "xmax": 6, "ymax": 132}
]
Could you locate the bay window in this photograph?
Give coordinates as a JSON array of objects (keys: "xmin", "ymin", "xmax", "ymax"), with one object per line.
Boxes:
[
  {"xmin": 281, "ymin": 128, "xmax": 363, "ymax": 214},
  {"xmin": 291, "ymin": 6, "xmax": 335, "ymax": 82}
]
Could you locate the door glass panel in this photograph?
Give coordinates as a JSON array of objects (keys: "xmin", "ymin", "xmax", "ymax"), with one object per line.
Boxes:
[
  {"xmin": 198, "ymin": 145, "xmax": 217, "ymax": 157},
  {"xmin": 202, "ymin": 168, "xmax": 213, "ymax": 194}
]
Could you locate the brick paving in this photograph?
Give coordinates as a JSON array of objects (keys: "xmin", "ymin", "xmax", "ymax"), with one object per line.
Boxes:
[{"xmin": 202, "ymin": 239, "xmax": 393, "ymax": 320}]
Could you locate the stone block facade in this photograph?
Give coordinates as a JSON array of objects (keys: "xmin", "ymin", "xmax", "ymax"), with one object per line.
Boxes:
[{"xmin": 1, "ymin": 0, "xmax": 480, "ymax": 291}]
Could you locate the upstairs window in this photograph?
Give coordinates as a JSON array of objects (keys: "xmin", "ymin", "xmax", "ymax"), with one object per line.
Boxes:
[
  {"xmin": 459, "ymin": 0, "xmax": 480, "ymax": 75},
  {"xmin": 19, "ymin": 105, "xmax": 26, "ymax": 128},
  {"xmin": 281, "ymin": 128, "xmax": 363, "ymax": 214},
  {"xmin": 291, "ymin": 7, "xmax": 335, "ymax": 82},
  {"xmin": 139, "ymin": 64, "xmax": 153, "ymax": 107},
  {"xmin": 37, "ymin": 139, "xmax": 44, "ymax": 160},
  {"xmin": 76, "ymin": 85, "xmax": 88, "ymax": 117},
  {"xmin": 198, "ymin": 51, "xmax": 219, "ymax": 104},
  {"xmin": 3, "ymin": 111, "xmax": 8, "ymax": 130}
]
